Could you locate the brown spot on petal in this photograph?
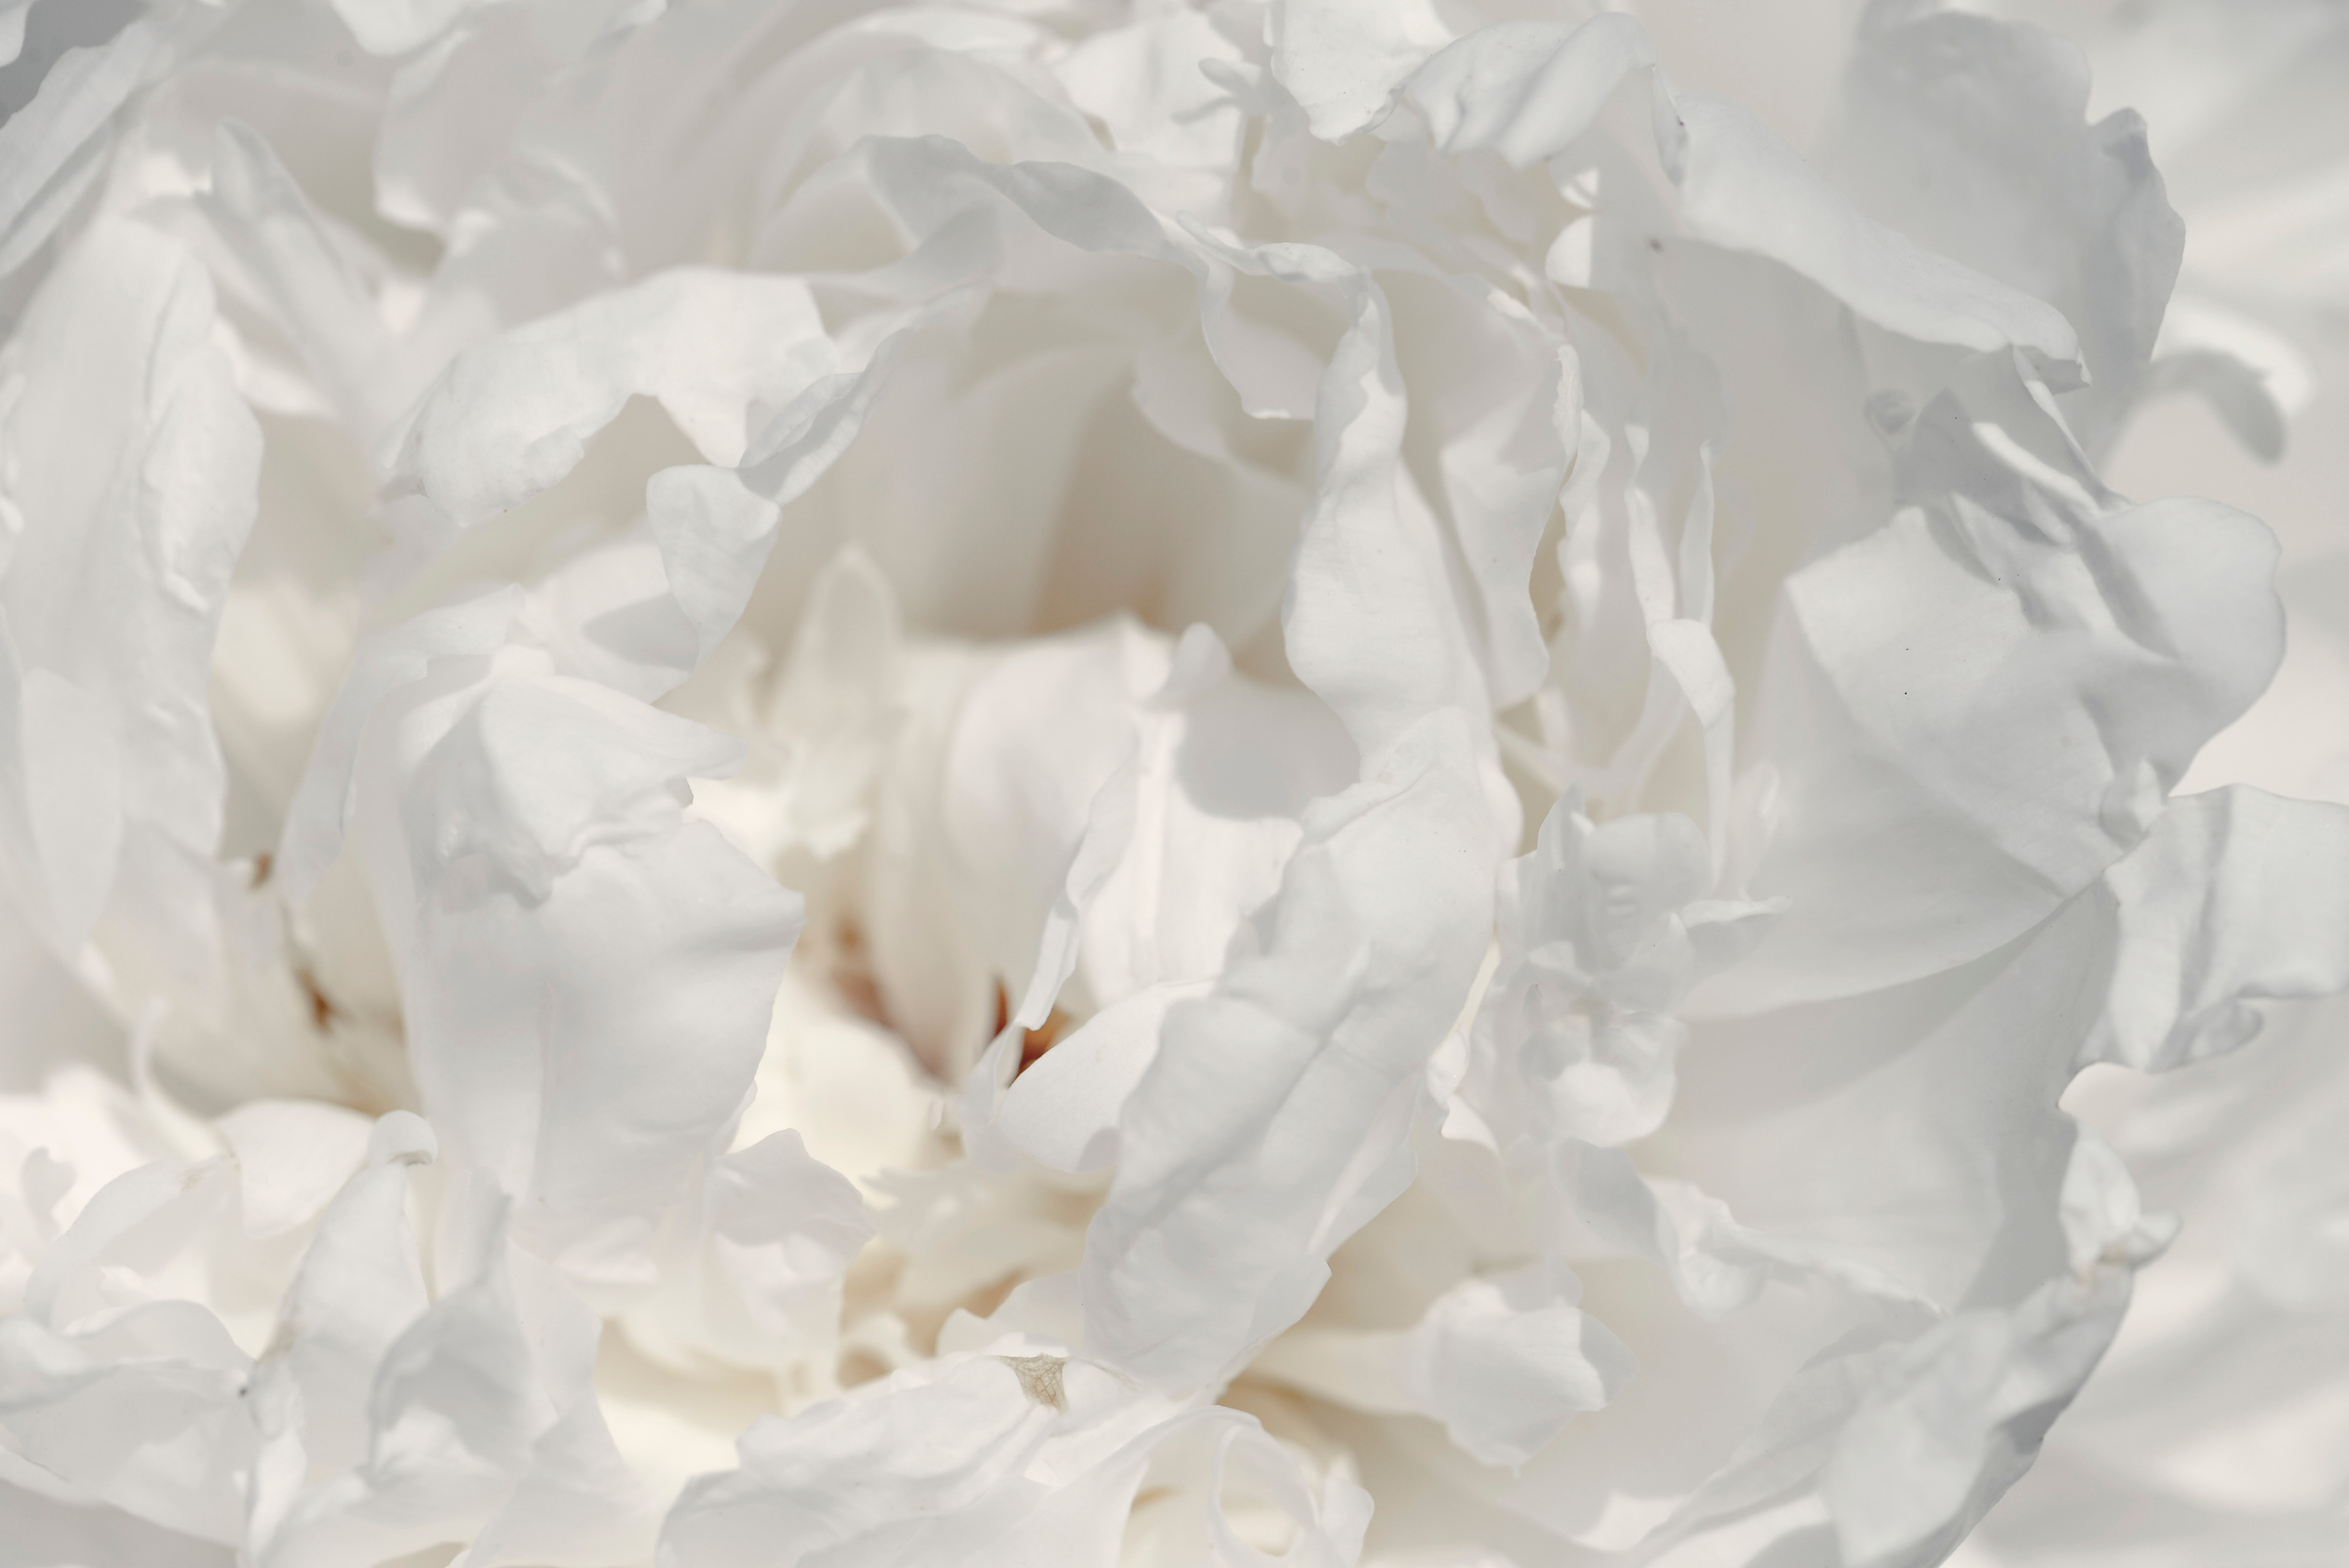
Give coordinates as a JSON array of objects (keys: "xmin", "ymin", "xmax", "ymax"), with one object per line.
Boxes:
[
  {"xmin": 1016, "ymin": 1006, "xmax": 1070, "ymax": 1078},
  {"xmin": 999, "ymin": 1352, "xmax": 1067, "ymax": 1411},
  {"xmin": 297, "ymin": 964, "xmax": 341, "ymax": 1032},
  {"xmin": 830, "ymin": 918, "xmax": 893, "ymax": 1030},
  {"xmin": 249, "ymin": 851, "xmax": 272, "ymax": 890}
]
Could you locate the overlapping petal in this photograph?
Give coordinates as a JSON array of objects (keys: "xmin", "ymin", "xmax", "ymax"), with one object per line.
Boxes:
[{"xmin": 0, "ymin": 1, "xmax": 2336, "ymax": 1565}]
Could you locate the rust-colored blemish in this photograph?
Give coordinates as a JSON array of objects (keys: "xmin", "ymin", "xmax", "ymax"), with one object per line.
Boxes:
[
  {"xmin": 297, "ymin": 964, "xmax": 340, "ymax": 1032},
  {"xmin": 1017, "ymin": 1006, "xmax": 1070, "ymax": 1077},
  {"xmin": 993, "ymin": 983, "xmax": 1070, "ymax": 1079},
  {"xmin": 830, "ymin": 918, "xmax": 892, "ymax": 1029},
  {"xmin": 249, "ymin": 851, "xmax": 272, "ymax": 890}
]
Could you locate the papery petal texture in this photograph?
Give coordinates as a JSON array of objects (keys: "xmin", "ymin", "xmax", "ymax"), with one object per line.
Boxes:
[{"xmin": 0, "ymin": 1, "xmax": 2338, "ymax": 1565}]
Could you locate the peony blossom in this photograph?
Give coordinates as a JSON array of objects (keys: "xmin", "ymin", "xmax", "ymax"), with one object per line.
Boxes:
[{"xmin": 0, "ymin": 2, "xmax": 2341, "ymax": 1566}]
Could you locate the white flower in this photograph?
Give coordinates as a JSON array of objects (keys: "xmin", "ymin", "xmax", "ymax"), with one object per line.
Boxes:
[{"xmin": 0, "ymin": 2, "xmax": 2339, "ymax": 1566}]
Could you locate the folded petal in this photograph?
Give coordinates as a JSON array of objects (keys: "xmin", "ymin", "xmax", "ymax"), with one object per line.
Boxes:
[{"xmin": 0, "ymin": 216, "xmax": 260, "ymax": 959}]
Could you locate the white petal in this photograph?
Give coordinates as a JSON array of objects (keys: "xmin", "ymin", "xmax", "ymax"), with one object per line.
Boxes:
[
  {"xmin": 0, "ymin": 1475, "xmax": 230, "ymax": 1567},
  {"xmin": 1824, "ymin": 5, "xmax": 2182, "ymax": 456},
  {"xmin": 1083, "ymin": 712, "xmax": 1493, "ymax": 1391},
  {"xmin": 201, "ymin": 120, "xmax": 400, "ymax": 439},
  {"xmin": 1254, "ymin": 1261, "xmax": 1635, "ymax": 1471},
  {"xmin": 214, "ymin": 1099, "xmax": 372, "ymax": 1240},
  {"xmin": 1405, "ymin": 16, "xmax": 1656, "ymax": 168},
  {"xmin": 284, "ymin": 601, "xmax": 803, "ymax": 1294},
  {"xmin": 0, "ymin": 19, "xmax": 158, "ymax": 278},
  {"xmin": 1821, "ymin": 1269, "xmax": 2133, "ymax": 1568},
  {"xmin": 330, "ymin": 0, "xmax": 480, "ymax": 60},
  {"xmin": 995, "ymin": 982, "xmax": 1209, "ymax": 1175},
  {"xmin": 1709, "ymin": 357, "xmax": 2282, "ymax": 1012},
  {"xmin": 661, "ymin": 1342, "xmax": 1363, "ymax": 1568},
  {"xmin": 387, "ymin": 265, "xmax": 832, "ymax": 523},
  {"xmin": 1270, "ymin": 0, "xmax": 1452, "ymax": 141},
  {"xmin": 1673, "ymin": 91, "xmax": 2084, "ymax": 380},
  {"xmin": 0, "ymin": 1159, "xmax": 254, "ymax": 1543},
  {"xmin": 0, "ymin": 217, "xmax": 260, "ymax": 957},
  {"xmin": 655, "ymin": 1350, "xmax": 1072, "ymax": 1566},
  {"xmin": 705, "ymin": 1131, "xmax": 874, "ymax": 1342},
  {"xmin": 2080, "ymin": 785, "xmax": 2349, "ymax": 1072},
  {"xmin": 257, "ymin": 1184, "xmax": 649, "ymax": 1568}
]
